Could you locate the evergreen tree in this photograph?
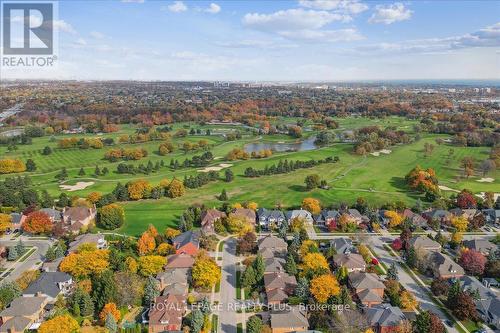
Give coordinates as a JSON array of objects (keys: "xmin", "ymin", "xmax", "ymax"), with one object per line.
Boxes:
[
  {"xmin": 94, "ymin": 165, "xmax": 101, "ymax": 176},
  {"xmin": 447, "ymin": 280, "xmax": 461, "ymax": 306},
  {"xmin": 285, "ymin": 253, "xmax": 297, "ymax": 275},
  {"xmin": 387, "ymin": 262, "xmax": 399, "ymax": 281},
  {"xmin": 295, "ymin": 277, "xmax": 309, "ymax": 299},
  {"xmin": 26, "ymin": 159, "xmax": 36, "ymax": 172},
  {"xmin": 113, "ymin": 183, "xmax": 129, "ymax": 201},
  {"xmin": 8, "ymin": 246, "xmax": 18, "ymax": 260},
  {"xmin": 413, "ymin": 311, "xmax": 431, "ymax": 333},
  {"xmin": 58, "ymin": 192, "xmax": 70, "ymax": 207},
  {"xmin": 253, "ymin": 254, "xmax": 265, "ymax": 282},
  {"xmin": 15, "ymin": 240, "xmax": 25, "ymax": 255},
  {"xmin": 102, "ymin": 167, "xmax": 109, "ymax": 175},
  {"xmin": 241, "ymin": 266, "xmax": 256, "ymax": 288},
  {"xmin": 224, "ymin": 169, "xmax": 234, "ymax": 182},
  {"xmin": 190, "ymin": 309, "xmax": 204, "ymax": 333},
  {"xmin": 56, "ymin": 168, "xmax": 68, "ymax": 181},
  {"xmin": 199, "ymin": 297, "xmax": 211, "ymax": 315},
  {"xmin": 91, "ymin": 270, "xmax": 117, "ymax": 313},
  {"xmin": 45, "ymin": 246, "xmax": 56, "ymax": 261},
  {"xmin": 72, "ymin": 301, "xmax": 81, "ymax": 317},
  {"xmin": 78, "ymin": 167, "xmax": 86, "ymax": 176},
  {"xmin": 247, "ymin": 316, "xmax": 263, "ymax": 333},
  {"xmin": 40, "ymin": 190, "xmax": 54, "ymax": 208},
  {"xmin": 406, "ymin": 247, "xmax": 417, "ymax": 268},
  {"xmin": 105, "ymin": 312, "xmax": 118, "ymax": 333},
  {"xmin": 218, "ymin": 189, "xmax": 228, "ymax": 201},
  {"xmin": 278, "ymin": 221, "xmax": 288, "ymax": 239},
  {"xmin": 143, "ymin": 276, "xmax": 160, "ymax": 306}
]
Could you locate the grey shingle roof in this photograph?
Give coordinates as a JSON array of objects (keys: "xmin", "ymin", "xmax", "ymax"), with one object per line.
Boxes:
[
  {"xmin": 0, "ymin": 296, "xmax": 47, "ymax": 317},
  {"xmin": 23, "ymin": 272, "xmax": 71, "ymax": 298},
  {"xmin": 270, "ymin": 306, "xmax": 309, "ymax": 329},
  {"xmin": 348, "ymin": 272, "xmax": 385, "ymax": 290},
  {"xmin": 173, "ymin": 230, "xmax": 200, "ymax": 249},
  {"xmin": 366, "ymin": 304, "xmax": 405, "ymax": 327}
]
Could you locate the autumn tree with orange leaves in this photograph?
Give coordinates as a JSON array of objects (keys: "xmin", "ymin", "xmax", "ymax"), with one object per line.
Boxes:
[
  {"xmin": 99, "ymin": 302, "xmax": 121, "ymax": 323},
  {"xmin": 405, "ymin": 165, "xmax": 440, "ymax": 195},
  {"xmin": 302, "ymin": 197, "xmax": 321, "ymax": 215},
  {"xmin": 309, "ymin": 274, "xmax": 340, "ymax": 303},
  {"xmin": 22, "ymin": 211, "xmax": 53, "ymax": 234}
]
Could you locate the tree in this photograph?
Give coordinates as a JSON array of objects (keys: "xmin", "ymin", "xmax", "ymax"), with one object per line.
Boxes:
[
  {"xmin": 60, "ymin": 249, "xmax": 110, "ymax": 278},
  {"xmin": 167, "ymin": 179, "xmax": 185, "ymax": 198},
  {"xmin": 309, "ymin": 274, "xmax": 340, "ymax": 303},
  {"xmin": 92, "ymin": 270, "xmax": 117, "ymax": 313},
  {"xmin": 406, "ymin": 247, "xmax": 417, "ymax": 268},
  {"xmin": 219, "ymin": 189, "xmax": 228, "ymax": 201},
  {"xmin": 241, "ymin": 266, "xmax": 256, "ymax": 288},
  {"xmin": 127, "ymin": 179, "xmax": 151, "ymax": 200},
  {"xmin": 143, "ymin": 276, "xmax": 160, "ymax": 306},
  {"xmin": 70, "ymin": 287, "xmax": 94, "ymax": 316},
  {"xmin": 302, "ymin": 197, "xmax": 321, "ymax": 214},
  {"xmin": 78, "ymin": 167, "xmax": 85, "ymax": 176},
  {"xmin": 253, "ymin": 254, "xmax": 265, "ymax": 281},
  {"xmin": 413, "ymin": 311, "xmax": 431, "ymax": 333},
  {"xmin": 300, "ymin": 253, "xmax": 329, "ymax": 278},
  {"xmin": 55, "ymin": 167, "xmax": 68, "ymax": 181},
  {"xmin": 305, "ymin": 174, "xmax": 321, "ymax": 190},
  {"xmin": 400, "ymin": 290, "xmax": 418, "ymax": 310},
  {"xmin": 430, "ymin": 277, "xmax": 449, "ymax": 296},
  {"xmin": 458, "ymin": 249, "xmax": 486, "ymax": 275},
  {"xmin": 137, "ymin": 230, "xmax": 156, "ymax": 255},
  {"xmin": 42, "ymin": 146, "xmax": 52, "ymax": 155},
  {"xmin": 285, "ymin": 253, "xmax": 298, "ymax": 275},
  {"xmin": 114, "ymin": 271, "xmax": 144, "ymax": 307},
  {"xmin": 192, "ymin": 251, "xmax": 221, "ymax": 289},
  {"xmin": 456, "ymin": 189, "xmax": 477, "ymax": 209},
  {"xmin": 224, "ymin": 169, "xmax": 234, "ymax": 182},
  {"xmin": 99, "ymin": 302, "xmax": 121, "ymax": 323},
  {"xmin": 247, "ymin": 316, "xmax": 263, "ymax": 333},
  {"xmin": 237, "ymin": 232, "xmax": 256, "ymax": 254},
  {"xmin": 38, "ymin": 314, "xmax": 79, "ymax": 333},
  {"xmin": 25, "ymin": 159, "xmax": 36, "ymax": 172},
  {"xmin": 451, "ymin": 292, "xmax": 478, "ymax": 321},
  {"xmin": 98, "ymin": 203, "xmax": 125, "ymax": 230},
  {"xmin": 294, "ymin": 276, "xmax": 309, "ymax": 299},
  {"xmin": 15, "ymin": 269, "xmax": 40, "ymax": 290},
  {"xmin": 138, "ymin": 255, "xmax": 166, "ymax": 276},
  {"xmin": 0, "ymin": 213, "xmax": 11, "ymax": 235},
  {"xmin": 385, "ymin": 210, "xmax": 403, "ymax": 229},
  {"xmin": 22, "ymin": 211, "xmax": 53, "ymax": 234},
  {"xmin": 429, "ymin": 312, "xmax": 445, "ymax": 333},
  {"xmin": 387, "ymin": 262, "xmax": 399, "ymax": 280},
  {"xmin": 190, "ymin": 308, "xmax": 204, "ymax": 333}
]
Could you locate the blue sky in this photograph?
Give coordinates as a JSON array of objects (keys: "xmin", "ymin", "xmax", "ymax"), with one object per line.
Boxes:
[{"xmin": 3, "ymin": 0, "xmax": 500, "ymax": 81}]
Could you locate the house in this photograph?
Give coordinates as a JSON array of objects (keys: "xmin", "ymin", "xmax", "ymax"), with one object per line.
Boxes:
[
  {"xmin": 482, "ymin": 209, "xmax": 500, "ymax": 225},
  {"xmin": 286, "ymin": 209, "xmax": 313, "ymax": 225},
  {"xmin": 422, "ymin": 209, "xmax": 451, "ymax": 224},
  {"xmin": 257, "ymin": 208, "xmax": 285, "ymax": 229},
  {"xmin": 428, "ymin": 252, "xmax": 464, "ymax": 279},
  {"xmin": 9, "ymin": 213, "xmax": 25, "ymax": 232},
  {"xmin": 172, "ymin": 230, "xmax": 200, "ymax": 255},
  {"xmin": 156, "ymin": 268, "xmax": 189, "ymax": 292},
  {"xmin": 313, "ymin": 210, "xmax": 340, "ymax": 227},
  {"xmin": 476, "ymin": 296, "xmax": 500, "ymax": 328},
  {"xmin": 258, "ymin": 235, "xmax": 288, "ymax": 259},
  {"xmin": 270, "ymin": 306, "xmax": 309, "ymax": 333},
  {"xmin": 329, "ymin": 238, "xmax": 354, "ymax": 255},
  {"xmin": 148, "ymin": 294, "xmax": 186, "ymax": 333},
  {"xmin": 264, "ymin": 272, "xmax": 297, "ymax": 305},
  {"xmin": 23, "ymin": 272, "xmax": 72, "ymax": 301},
  {"xmin": 165, "ymin": 254, "xmax": 195, "ymax": 269},
  {"xmin": 462, "ymin": 239, "xmax": 497, "ymax": 255},
  {"xmin": 62, "ymin": 206, "xmax": 97, "ymax": 234},
  {"xmin": 365, "ymin": 304, "xmax": 405, "ymax": 333},
  {"xmin": 459, "ymin": 276, "xmax": 496, "ymax": 300},
  {"xmin": 230, "ymin": 208, "xmax": 256, "ymax": 225},
  {"xmin": 402, "ymin": 209, "xmax": 427, "ymax": 228},
  {"xmin": 333, "ymin": 253, "xmax": 366, "ymax": 272},
  {"xmin": 41, "ymin": 257, "xmax": 63, "ymax": 272},
  {"xmin": 39, "ymin": 208, "xmax": 63, "ymax": 223},
  {"xmin": 0, "ymin": 296, "xmax": 48, "ymax": 333},
  {"xmin": 200, "ymin": 209, "xmax": 226, "ymax": 234},
  {"xmin": 68, "ymin": 233, "xmax": 107, "ymax": 253},
  {"xmin": 348, "ymin": 272, "xmax": 385, "ymax": 307},
  {"xmin": 264, "ymin": 257, "xmax": 286, "ymax": 274},
  {"xmin": 408, "ymin": 236, "xmax": 441, "ymax": 252},
  {"xmin": 347, "ymin": 209, "xmax": 369, "ymax": 225},
  {"xmin": 449, "ymin": 208, "xmax": 480, "ymax": 221},
  {"xmin": 483, "ymin": 278, "xmax": 499, "ymax": 289}
]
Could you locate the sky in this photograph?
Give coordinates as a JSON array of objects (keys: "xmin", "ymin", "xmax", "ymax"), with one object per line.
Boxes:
[{"xmin": 1, "ymin": 0, "xmax": 499, "ymax": 81}]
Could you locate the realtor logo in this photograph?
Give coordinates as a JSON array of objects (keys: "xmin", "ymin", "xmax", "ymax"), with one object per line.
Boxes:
[
  {"xmin": 2, "ymin": 2, "xmax": 53, "ymax": 55},
  {"xmin": 1, "ymin": 1, "xmax": 58, "ymax": 67}
]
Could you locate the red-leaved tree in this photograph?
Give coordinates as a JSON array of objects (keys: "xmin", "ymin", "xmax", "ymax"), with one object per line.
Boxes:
[
  {"xmin": 456, "ymin": 189, "xmax": 477, "ymax": 209},
  {"xmin": 458, "ymin": 249, "xmax": 486, "ymax": 275}
]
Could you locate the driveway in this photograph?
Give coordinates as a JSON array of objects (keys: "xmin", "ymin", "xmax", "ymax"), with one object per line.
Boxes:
[
  {"xmin": 219, "ymin": 238, "xmax": 238, "ymax": 333},
  {"xmin": 0, "ymin": 235, "xmax": 54, "ymax": 282}
]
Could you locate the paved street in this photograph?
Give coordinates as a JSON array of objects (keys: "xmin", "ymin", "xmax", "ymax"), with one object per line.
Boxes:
[
  {"xmin": 219, "ymin": 238, "xmax": 238, "ymax": 333},
  {"xmin": 0, "ymin": 235, "xmax": 54, "ymax": 282}
]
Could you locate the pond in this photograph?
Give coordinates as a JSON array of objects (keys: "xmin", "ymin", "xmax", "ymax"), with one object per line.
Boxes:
[{"xmin": 244, "ymin": 136, "xmax": 317, "ymax": 153}]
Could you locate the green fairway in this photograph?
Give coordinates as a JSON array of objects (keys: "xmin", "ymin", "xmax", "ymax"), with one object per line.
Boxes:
[{"xmin": 1, "ymin": 117, "xmax": 498, "ymax": 236}]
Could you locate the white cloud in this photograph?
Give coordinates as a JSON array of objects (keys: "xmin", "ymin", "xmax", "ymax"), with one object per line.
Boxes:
[
  {"xmin": 205, "ymin": 3, "xmax": 221, "ymax": 14},
  {"xmin": 298, "ymin": 0, "xmax": 368, "ymax": 14},
  {"xmin": 369, "ymin": 3, "xmax": 412, "ymax": 25},
  {"xmin": 167, "ymin": 1, "xmax": 187, "ymax": 13},
  {"xmin": 75, "ymin": 38, "xmax": 87, "ymax": 46},
  {"xmin": 279, "ymin": 28, "xmax": 363, "ymax": 42},
  {"xmin": 242, "ymin": 9, "xmax": 349, "ymax": 32},
  {"xmin": 53, "ymin": 20, "xmax": 76, "ymax": 34},
  {"xmin": 90, "ymin": 31, "xmax": 105, "ymax": 39},
  {"xmin": 121, "ymin": 0, "xmax": 145, "ymax": 3},
  {"xmin": 215, "ymin": 39, "xmax": 298, "ymax": 49}
]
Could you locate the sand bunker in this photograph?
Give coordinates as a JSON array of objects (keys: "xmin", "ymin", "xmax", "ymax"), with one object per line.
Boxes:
[
  {"xmin": 370, "ymin": 149, "xmax": 392, "ymax": 157},
  {"xmin": 198, "ymin": 163, "xmax": 233, "ymax": 172},
  {"xmin": 60, "ymin": 181, "xmax": 95, "ymax": 192},
  {"xmin": 477, "ymin": 178, "xmax": 495, "ymax": 183},
  {"xmin": 438, "ymin": 185, "xmax": 460, "ymax": 193}
]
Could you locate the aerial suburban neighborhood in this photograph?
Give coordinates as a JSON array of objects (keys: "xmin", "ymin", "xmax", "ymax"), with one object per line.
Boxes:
[{"xmin": 0, "ymin": 0, "xmax": 499, "ymax": 332}]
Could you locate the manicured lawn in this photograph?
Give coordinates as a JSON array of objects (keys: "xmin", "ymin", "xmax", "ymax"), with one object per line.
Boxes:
[
  {"xmin": 461, "ymin": 320, "xmax": 482, "ymax": 332},
  {"xmin": 211, "ymin": 315, "xmax": 219, "ymax": 333}
]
